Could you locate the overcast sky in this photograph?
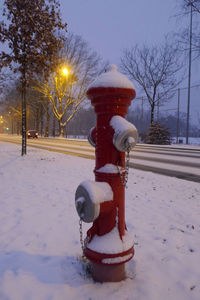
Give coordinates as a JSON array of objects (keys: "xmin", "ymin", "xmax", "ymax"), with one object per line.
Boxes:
[
  {"xmin": 60, "ymin": 0, "xmax": 200, "ymax": 123},
  {"xmin": 60, "ymin": 0, "xmax": 182, "ymax": 64},
  {"xmin": 0, "ymin": 0, "xmax": 197, "ymax": 83},
  {"xmin": 0, "ymin": 0, "xmax": 199, "ymax": 123}
]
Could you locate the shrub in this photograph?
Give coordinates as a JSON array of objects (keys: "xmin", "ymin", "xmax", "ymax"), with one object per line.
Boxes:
[{"xmin": 145, "ymin": 122, "xmax": 171, "ymax": 145}]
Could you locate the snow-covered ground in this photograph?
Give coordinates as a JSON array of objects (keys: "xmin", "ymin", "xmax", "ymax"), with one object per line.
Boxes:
[{"xmin": 0, "ymin": 141, "xmax": 200, "ymax": 300}]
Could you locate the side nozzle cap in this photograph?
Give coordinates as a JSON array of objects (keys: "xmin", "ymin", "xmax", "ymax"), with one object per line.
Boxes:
[
  {"xmin": 75, "ymin": 184, "xmax": 100, "ymax": 223},
  {"xmin": 113, "ymin": 129, "xmax": 138, "ymax": 152}
]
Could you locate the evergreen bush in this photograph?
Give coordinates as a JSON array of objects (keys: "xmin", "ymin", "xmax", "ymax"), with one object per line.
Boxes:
[{"xmin": 145, "ymin": 122, "xmax": 171, "ymax": 145}]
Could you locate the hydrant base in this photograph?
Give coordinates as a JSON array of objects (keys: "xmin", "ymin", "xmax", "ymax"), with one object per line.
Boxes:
[{"xmin": 91, "ymin": 262, "xmax": 125, "ymax": 282}]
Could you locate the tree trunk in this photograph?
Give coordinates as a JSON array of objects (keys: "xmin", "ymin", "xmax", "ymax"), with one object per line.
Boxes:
[
  {"xmin": 150, "ymin": 102, "xmax": 155, "ymax": 124},
  {"xmin": 36, "ymin": 107, "xmax": 39, "ymax": 133},
  {"xmin": 11, "ymin": 118, "xmax": 14, "ymax": 134},
  {"xmin": 40, "ymin": 103, "xmax": 43, "ymax": 136},
  {"xmin": 59, "ymin": 116, "xmax": 64, "ymax": 137},
  {"xmin": 21, "ymin": 78, "xmax": 27, "ymax": 156},
  {"xmin": 52, "ymin": 113, "xmax": 56, "ymax": 137},
  {"xmin": 65, "ymin": 125, "xmax": 68, "ymax": 138},
  {"xmin": 59, "ymin": 122, "xmax": 64, "ymax": 137},
  {"xmin": 45, "ymin": 103, "xmax": 50, "ymax": 137},
  {"xmin": 17, "ymin": 120, "xmax": 20, "ymax": 135},
  {"xmin": 59, "ymin": 120, "xmax": 61, "ymax": 136}
]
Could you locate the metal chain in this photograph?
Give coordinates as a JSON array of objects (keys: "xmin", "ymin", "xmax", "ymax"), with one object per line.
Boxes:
[
  {"xmin": 79, "ymin": 219, "xmax": 85, "ymax": 260},
  {"xmin": 118, "ymin": 147, "xmax": 131, "ymax": 188},
  {"xmin": 79, "ymin": 219, "xmax": 89, "ymax": 261}
]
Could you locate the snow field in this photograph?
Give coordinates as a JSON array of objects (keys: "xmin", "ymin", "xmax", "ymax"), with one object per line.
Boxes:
[{"xmin": 0, "ymin": 141, "xmax": 200, "ymax": 300}]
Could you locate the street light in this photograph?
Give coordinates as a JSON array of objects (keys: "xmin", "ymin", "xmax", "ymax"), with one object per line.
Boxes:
[
  {"xmin": 62, "ymin": 67, "xmax": 69, "ymax": 77},
  {"xmin": 186, "ymin": 2, "xmax": 193, "ymax": 144}
]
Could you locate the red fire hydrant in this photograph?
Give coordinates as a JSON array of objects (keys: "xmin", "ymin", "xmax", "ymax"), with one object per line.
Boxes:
[{"xmin": 75, "ymin": 64, "xmax": 138, "ymax": 282}]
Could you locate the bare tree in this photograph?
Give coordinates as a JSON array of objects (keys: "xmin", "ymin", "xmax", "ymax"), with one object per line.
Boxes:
[
  {"xmin": 0, "ymin": 0, "xmax": 67, "ymax": 155},
  {"xmin": 182, "ymin": 0, "xmax": 200, "ymax": 13},
  {"xmin": 121, "ymin": 39, "xmax": 183, "ymax": 124},
  {"xmin": 0, "ymin": 69, "xmax": 15, "ymax": 100},
  {"xmin": 33, "ymin": 32, "xmax": 102, "ymax": 137},
  {"xmin": 175, "ymin": 1, "xmax": 200, "ymax": 57},
  {"xmin": 26, "ymin": 86, "xmax": 49, "ymax": 136},
  {"xmin": 3, "ymin": 83, "xmax": 23, "ymax": 134}
]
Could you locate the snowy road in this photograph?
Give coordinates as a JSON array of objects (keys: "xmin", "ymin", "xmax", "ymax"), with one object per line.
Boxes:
[{"xmin": 0, "ymin": 134, "xmax": 200, "ymax": 182}]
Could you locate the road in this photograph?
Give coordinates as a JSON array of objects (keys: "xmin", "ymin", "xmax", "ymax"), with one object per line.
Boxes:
[{"xmin": 0, "ymin": 134, "xmax": 200, "ymax": 182}]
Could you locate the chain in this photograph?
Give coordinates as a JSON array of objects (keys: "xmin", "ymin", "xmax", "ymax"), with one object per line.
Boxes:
[
  {"xmin": 118, "ymin": 147, "xmax": 131, "ymax": 188},
  {"xmin": 79, "ymin": 219, "xmax": 84, "ymax": 255},
  {"xmin": 79, "ymin": 219, "xmax": 88, "ymax": 261}
]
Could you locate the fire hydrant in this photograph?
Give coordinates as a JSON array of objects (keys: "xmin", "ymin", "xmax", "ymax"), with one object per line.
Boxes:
[{"xmin": 75, "ymin": 64, "xmax": 138, "ymax": 282}]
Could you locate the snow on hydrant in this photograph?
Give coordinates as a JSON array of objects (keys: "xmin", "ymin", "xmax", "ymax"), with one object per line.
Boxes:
[{"xmin": 75, "ymin": 64, "xmax": 138, "ymax": 282}]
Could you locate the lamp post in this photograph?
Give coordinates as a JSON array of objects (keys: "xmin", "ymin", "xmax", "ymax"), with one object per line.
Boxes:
[
  {"xmin": 186, "ymin": 2, "xmax": 193, "ymax": 144},
  {"xmin": 21, "ymin": 79, "xmax": 27, "ymax": 156},
  {"xmin": 176, "ymin": 88, "xmax": 180, "ymax": 144}
]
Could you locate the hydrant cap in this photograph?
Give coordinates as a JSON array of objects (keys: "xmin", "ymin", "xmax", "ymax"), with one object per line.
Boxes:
[{"xmin": 88, "ymin": 64, "xmax": 135, "ymax": 90}]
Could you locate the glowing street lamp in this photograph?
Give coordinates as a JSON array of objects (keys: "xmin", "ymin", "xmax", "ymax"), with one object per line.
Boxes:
[{"xmin": 62, "ymin": 67, "xmax": 69, "ymax": 77}]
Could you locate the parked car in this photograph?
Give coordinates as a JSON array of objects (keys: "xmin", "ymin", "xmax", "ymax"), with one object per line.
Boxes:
[{"xmin": 27, "ymin": 130, "xmax": 38, "ymax": 138}]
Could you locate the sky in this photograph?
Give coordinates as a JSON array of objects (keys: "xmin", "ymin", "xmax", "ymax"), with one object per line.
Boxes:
[
  {"xmin": 0, "ymin": 141, "xmax": 200, "ymax": 299},
  {"xmin": 60, "ymin": 0, "xmax": 200, "ymax": 124},
  {"xmin": 0, "ymin": 0, "xmax": 198, "ymax": 86},
  {"xmin": 0, "ymin": 0, "xmax": 199, "ymax": 124},
  {"xmin": 0, "ymin": 0, "xmax": 189, "ymax": 72},
  {"xmin": 61, "ymin": 0, "xmax": 180, "ymax": 65}
]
